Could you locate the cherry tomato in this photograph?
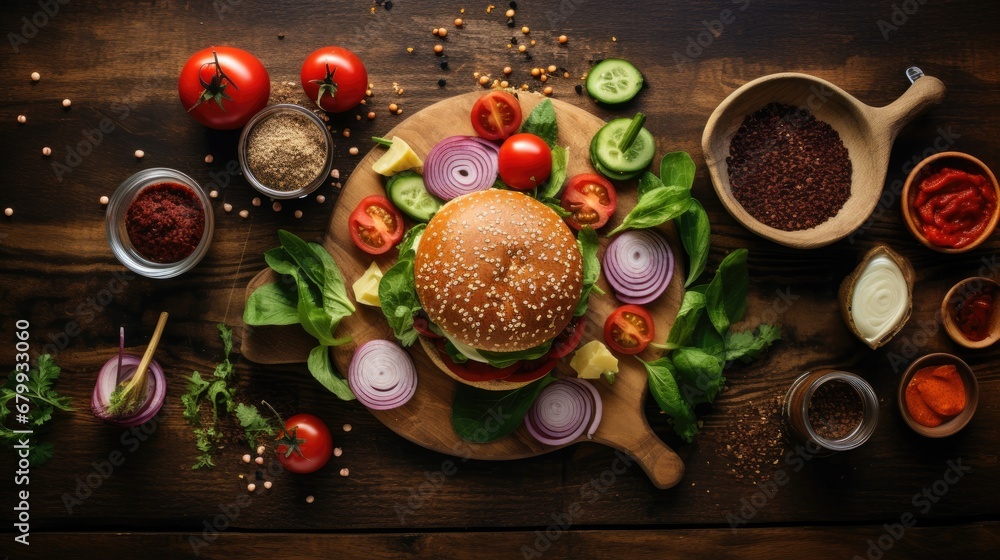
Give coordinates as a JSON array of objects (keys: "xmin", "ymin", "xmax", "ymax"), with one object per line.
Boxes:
[
  {"xmin": 470, "ymin": 91, "xmax": 522, "ymax": 141},
  {"xmin": 561, "ymin": 173, "xmax": 618, "ymax": 230},
  {"xmin": 178, "ymin": 47, "xmax": 270, "ymax": 130},
  {"xmin": 549, "ymin": 316, "xmax": 587, "ymax": 359},
  {"xmin": 348, "ymin": 195, "xmax": 405, "ymax": 255},
  {"xmin": 434, "ymin": 341, "xmax": 520, "ymax": 381},
  {"xmin": 498, "ymin": 133, "xmax": 552, "ymax": 190},
  {"xmin": 275, "ymin": 413, "xmax": 333, "ymax": 474},
  {"xmin": 604, "ymin": 304, "xmax": 655, "ymax": 355},
  {"xmin": 504, "ymin": 358, "xmax": 559, "ymax": 383},
  {"xmin": 300, "ymin": 47, "xmax": 368, "ymax": 113}
]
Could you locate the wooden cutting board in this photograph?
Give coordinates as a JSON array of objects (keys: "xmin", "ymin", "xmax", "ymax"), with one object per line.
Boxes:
[{"xmin": 242, "ymin": 92, "xmax": 686, "ymax": 489}]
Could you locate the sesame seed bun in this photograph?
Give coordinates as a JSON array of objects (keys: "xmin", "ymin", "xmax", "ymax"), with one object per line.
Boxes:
[{"xmin": 414, "ymin": 189, "xmax": 583, "ymax": 353}]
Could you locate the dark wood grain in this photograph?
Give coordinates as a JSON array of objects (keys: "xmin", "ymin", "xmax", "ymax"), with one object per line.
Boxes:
[{"xmin": 1, "ymin": 0, "xmax": 1000, "ymax": 556}]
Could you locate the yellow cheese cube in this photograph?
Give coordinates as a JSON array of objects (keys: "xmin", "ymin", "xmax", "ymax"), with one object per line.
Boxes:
[
  {"xmin": 570, "ymin": 340, "xmax": 619, "ymax": 380},
  {"xmin": 352, "ymin": 262, "xmax": 383, "ymax": 307}
]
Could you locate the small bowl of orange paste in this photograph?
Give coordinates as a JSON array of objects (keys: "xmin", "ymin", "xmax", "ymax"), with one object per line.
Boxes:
[
  {"xmin": 902, "ymin": 152, "xmax": 1000, "ymax": 253},
  {"xmin": 899, "ymin": 353, "xmax": 978, "ymax": 437}
]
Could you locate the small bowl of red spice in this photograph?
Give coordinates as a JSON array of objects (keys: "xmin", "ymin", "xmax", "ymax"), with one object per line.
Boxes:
[
  {"xmin": 106, "ymin": 168, "xmax": 214, "ymax": 278},
  {"xmin": 238, "ymin": 104, "xmax": 333, "ymax": 199},
  {"xmin": 899, "ymin": 353, "xmax": 978, "ymax": 438},
  {"xmin": 941, "ymin": 276, "xmax": 1000, "ymax": 349},
  {"xmin": 901, "ymin": 151, "xmax": 1000, "ymax": 253}
]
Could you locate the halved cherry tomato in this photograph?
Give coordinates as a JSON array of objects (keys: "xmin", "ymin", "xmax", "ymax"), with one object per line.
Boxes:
[
  {"xmin": 348, "ymin": 195, "xmax": 405, "ymax": 255},
  {"xmin": 471, "ymin": 91, "xmax": 522, "ymax": 141},
  {"xmin": 504, "ymin": 358, "xmax": 559, "ymax": 383},
  {"xmin": 498, "ymin": 133, "xmax": 552, "ymax": 190},
  {"xmin": 549, "ymin": 316, "xmax": 587, "ymax": 359},
  {"xmin": 433, "ymin": 340, "xmax": 520, "ymax": 381},
  {"xmin": 604, "ymin": 304, "xmax": 655, "ymax": 355},
  {"xmin": 561, "ymin": 173, "xmax": 618, "ymax": 230}
]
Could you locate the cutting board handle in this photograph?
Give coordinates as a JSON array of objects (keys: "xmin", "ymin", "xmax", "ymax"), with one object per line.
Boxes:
[
  {"xmin": 873, "ymin": 73, "xmax": 947, "ymax": 140},
  {"xmin": 599, "ymin": 428, "xmax": 685, "ymax": 490}
]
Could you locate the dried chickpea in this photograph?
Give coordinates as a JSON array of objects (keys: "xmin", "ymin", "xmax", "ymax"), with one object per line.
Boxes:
[
  {"xmin": 454, "ymin": 18, "xmax": 463, "ymax": 27},
  {"xmin": 434, "ymin": 44, "xmax": 444, "ymax": 54}
]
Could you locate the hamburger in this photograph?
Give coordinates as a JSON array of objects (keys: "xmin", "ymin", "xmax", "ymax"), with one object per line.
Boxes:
[{"xmin": 411, "ymin": 189, "xmax": 585, "ymax": 389}]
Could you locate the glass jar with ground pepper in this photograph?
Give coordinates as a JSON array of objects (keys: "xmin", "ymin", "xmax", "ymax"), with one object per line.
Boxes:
[
  {"xmin": 106, "ymin": 168, "xmax": 214, "ymax": 279},
  {"xmin": 239, "ymin": 104, "xmax": 334, "ymax": 199},
  {"xmin": 783, "ymin": 369, "xmax": 879, "ymax": 453}
]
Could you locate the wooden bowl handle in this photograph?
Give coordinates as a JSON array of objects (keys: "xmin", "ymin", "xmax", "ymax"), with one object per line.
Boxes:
[
  {"xmin": 874, "ymin": 75, "xmax": 947, "ymax": 139},
  {"xmin": 597, "ymin": 428, "xmax": 685, "ymax": 490}
]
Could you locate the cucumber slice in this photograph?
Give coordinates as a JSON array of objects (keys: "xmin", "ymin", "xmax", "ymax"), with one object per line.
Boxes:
[
  {"xmin": 386, "ymin": 171, "xmax": 443, "ymax": 222},
  {"xmin": 591, "ymin": 118, "xmax": 656, "ymax": 174},
  {"xmin": 589, "ymin": 135, "xmax": 644, "ymax": 181},
  {"xmin": 586, "ymin": 58, "xmax": 643, "ymax": 104}
]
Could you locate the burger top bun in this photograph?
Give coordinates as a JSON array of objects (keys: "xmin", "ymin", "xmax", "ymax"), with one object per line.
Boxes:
[{"xmin": 415, "ymin": 189, "xmax": 583, "ymax": 353}]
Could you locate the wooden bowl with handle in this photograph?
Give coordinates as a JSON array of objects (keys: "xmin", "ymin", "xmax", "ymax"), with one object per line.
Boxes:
[{"xmin": 702, "ymin": 69, "xmax": 946, "ymax": 249}]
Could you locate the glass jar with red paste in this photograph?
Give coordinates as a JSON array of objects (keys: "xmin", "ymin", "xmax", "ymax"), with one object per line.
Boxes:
[{"xmin": 106, "ymin": 168, "xmax": 214, "ymax": 278}]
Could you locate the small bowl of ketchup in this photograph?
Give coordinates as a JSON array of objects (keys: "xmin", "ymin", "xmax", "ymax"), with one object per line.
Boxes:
[
  {"xmin": 901, "ymin": 151, "xmax": 1000, "ymax": 253},
  {"xmin": 942, "ymin": 276, "xmax": 1000, "ymax": 349}
]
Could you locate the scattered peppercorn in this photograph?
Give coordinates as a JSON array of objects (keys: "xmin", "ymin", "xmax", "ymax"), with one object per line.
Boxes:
[
  {"xmin": 440, "ymin": 60, "xmax": 449, "ymax": 70},
  {"xmin": 438, "ymin": 78, "xmax": 447, "ymax": 87},
  {"xmin": 316, "ymin": 195, "xmax": 326, "ymax": 204},
  {"xmin": 575, "ymin": 84, "xmax": 583, "ymax": 94},
  {"xmin": 294, "ymin": 209, "xmax": 303, "ymax": 219},
  {"xmin": 272, "ymin": 202, "xmax": 282, "ymax": 212},
  {"xmin": 204, "ymin": 154, "xmax": 214, "ymax": 163},
  {"xmin": 277, "ymin": 33, "xmax": 285, "ymax": 40},
  {"xmin": 252, "ymin": 197, "xmax": 261, "ymax": 207},
  {"xmin": 719, "ymin": 392, "xmax": 787, "ymax": 484}
]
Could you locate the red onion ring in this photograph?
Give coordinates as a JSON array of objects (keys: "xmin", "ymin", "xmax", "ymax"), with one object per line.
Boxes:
[
  {"xmin": 349, "ymin": 340, "xmax": 418, "ymax": 410},
  {"xmin": 525, "ymin": 378, "xmax": 603, "ymax": 446},
  {"xmin": 423, "ymin": 135, "xmax": 500, "ymax": 200},
  {"xmin": 92, "ymin": 354, "xmax": 166, "ymax": 427},
  {"xmin": 604, "ymin": 229, "xmax": 674, "ymax": 304}
]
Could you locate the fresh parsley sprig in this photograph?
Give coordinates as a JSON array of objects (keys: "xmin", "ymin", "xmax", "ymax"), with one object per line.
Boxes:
[{"xmin": 1, "ymin": 354, "xmax": 73, "ymax": 466}]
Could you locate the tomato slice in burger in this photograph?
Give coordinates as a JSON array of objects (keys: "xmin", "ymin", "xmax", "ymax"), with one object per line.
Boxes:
[
  {"xmin": 561, "ymin": 173, "xmax": 618, "ymax": 230},
  {"xmin": 434, "ymin": 340, "xmax": 520, "ymax": 381},
  {"xmin": 604, "ymin": 304, "xmax": 655, "ymax": 355},
  {"xmin": 413, "ymin": 315, "xmax": 443, "ymax": 339},
  {"xmin": 549, "ymin": 316, "xmax": 587, "ymax": 359},
  {"xmin": 470, "ymin": 91, "xmax": 522, "ymax": 141},
  {"xmin": 348, "ymin": 195, "xmax": 405, "ymax": 255},
  {"xmin": 504, "ymin": 358, "xmax": 559, "ymax": 383}
]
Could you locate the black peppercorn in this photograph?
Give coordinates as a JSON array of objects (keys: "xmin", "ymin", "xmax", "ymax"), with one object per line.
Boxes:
[{"xmin": 438, "ymin": 78, "xmax": 446, "ymax": 87}]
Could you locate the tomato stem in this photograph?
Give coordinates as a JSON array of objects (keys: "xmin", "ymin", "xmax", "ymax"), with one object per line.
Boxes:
[
  {"xmin": 189, "ymin": 50, "xmax": 239, "ymax": 113},
  {"xmin": 618, "ymin": 112, "xmax": 645, "ymax": 153},
  {"xmin": 309, "ymin": 63, "xmax": 339, "ymax": 110}
]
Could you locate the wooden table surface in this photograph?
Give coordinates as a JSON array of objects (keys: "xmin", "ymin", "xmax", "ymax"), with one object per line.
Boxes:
[{"xmin": 2, "ymin": 0, "xmax": 999, "ymax": 558}]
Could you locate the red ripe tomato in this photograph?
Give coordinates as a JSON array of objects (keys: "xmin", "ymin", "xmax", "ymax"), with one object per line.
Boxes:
[
  {"xmin": 275, "ymin": 413, "xmax": 333, "ymax": 474},
  {"xmin": 604, "ymin": 304, "xmax": 655, "ymax": 355},
  {"xmin": 178, "ymin": 47, "xmax": 270, "ymax": 130},
  {"xmin": 434, "ymin": 341, "xmax": 520, "ymax": 381},
  {"xmin": 498, "ymin": 133, "xmax": 552, "ymax": 190},
  {"xmin": 300, "ymin": 47, "xmax": 368, "ymax": 113},
  {"xmin": 548, "ymin": 316, "xmax": 587, "ymax": 359},
  {"xmin": 348, "ymin": 195, "xmax": 405, "ymax": 255},
  {"xmin": 470, "ymin": 91, "xmax": 522, "ymax": 141},
  {"xmin": 561, "ymin": 173, "xmax": 618, "ymax": 230}
]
